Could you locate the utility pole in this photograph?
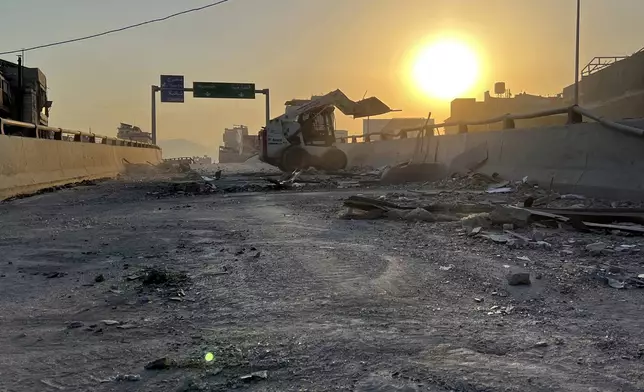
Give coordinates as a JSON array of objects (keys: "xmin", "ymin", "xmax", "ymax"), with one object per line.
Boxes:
[
  {"xmin": 17, "ymin": 54, "xmax": 23, "ymax": 122},
  {"xmin": 574, "ymin": 0, "xmax": 581, "ymax": 105}
]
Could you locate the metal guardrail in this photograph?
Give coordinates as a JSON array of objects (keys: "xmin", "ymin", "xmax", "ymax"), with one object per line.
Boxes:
[
  {"xmin": 337, "ymin": 105, "xmax": 644, "ymax": 143},
  {"xmin": 0, "ymin": 117, "xmax": 160, "ymax": 149}
]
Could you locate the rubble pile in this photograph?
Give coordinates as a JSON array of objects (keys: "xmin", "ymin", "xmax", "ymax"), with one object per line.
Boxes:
[{"xmin": 339, "ymin": 171, "xmax": 644, "ymax": 289}]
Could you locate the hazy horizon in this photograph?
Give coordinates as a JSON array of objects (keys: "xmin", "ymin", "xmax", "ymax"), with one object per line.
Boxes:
[{"xmin": 2, "ymin": 0, "xmax": 643, "ymax": 152}]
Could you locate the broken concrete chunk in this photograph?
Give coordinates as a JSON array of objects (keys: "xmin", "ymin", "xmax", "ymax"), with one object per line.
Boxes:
[
  {"xmin": 607, "ymin": 278, "xmax": 626, "ymax": 289},
  {"xmin": 461, "ymin": 213, "xmax": 492, "ymax": 229},
  {"xmin": 502, "ymin": 223, "xmax": 514, "ymax": 231},
  {"xmin": 531, "ymin": 229, "xmax": 545, "ymax": 242},
  {"xmin": 489, "ymin": 206, "xmax": 532, "ymax": 228},
  {"xmin": 532, "ymin": 241, "xmax": 552, "ymax": 250},
  {"xmin": 240, "ymin": 370, "xmax": 268, "ymax": 382},
  {"xmin": 481, "ymin": 233, "xmax": 512, "ymax": 244},
  {"xmin": 404, "ymin": 208, "xmax": 442, "ymax": 222},
  {"xmin": 507, "ymin": 272, "xmax": 531, "ymax": 286},
  {"xmin": 586, "ymin": 242, "xmax": 607, "ymax": 255}
]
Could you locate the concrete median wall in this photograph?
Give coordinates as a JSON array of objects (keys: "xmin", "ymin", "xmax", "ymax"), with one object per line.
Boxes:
[
  {"xmin": 339, "ymin": 119, "xmax": 644, "ymax": 199},
  {"xmin": 0, "ymin": 135, "xmax": 162, "ymax": 200}
]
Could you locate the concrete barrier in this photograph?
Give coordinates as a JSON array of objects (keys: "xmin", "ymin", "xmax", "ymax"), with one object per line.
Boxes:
[
  {"xmin": 339, "ymin": 119, "xmax": 644, "ymax": 199},
  {"xmin": 0, "ymin": 135, "xmax": 162, "ymax": 200}
]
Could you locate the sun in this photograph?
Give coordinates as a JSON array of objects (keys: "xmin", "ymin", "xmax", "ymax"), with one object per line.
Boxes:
[{"xmin": 412, "ymin": 38, "xmax": 480, "ymax": 100}]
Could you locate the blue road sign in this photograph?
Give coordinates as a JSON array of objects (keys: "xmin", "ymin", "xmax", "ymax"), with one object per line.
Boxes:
[{"xmin": 160, "ymin": 75, "xmax": 184, "ymax": 103}]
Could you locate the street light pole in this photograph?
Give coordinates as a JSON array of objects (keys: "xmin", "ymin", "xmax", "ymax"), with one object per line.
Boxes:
[{"xmin": 574, "ymin": 0, "xmax": 581, "ymax": 105}]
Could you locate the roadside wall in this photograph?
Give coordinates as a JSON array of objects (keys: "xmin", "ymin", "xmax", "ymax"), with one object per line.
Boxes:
[
  {"xmin": 338, "ymin": 119, "xmax": 644, "ymax": 199},
  {"xmin": 0, "ymin": 136, "xmax": 162, "ymax": 200}
]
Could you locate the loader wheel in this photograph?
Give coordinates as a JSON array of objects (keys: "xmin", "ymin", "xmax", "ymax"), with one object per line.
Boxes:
[
  {"xmin": 280, "ymin": 147, "xmax": 310, "ymax": 172},
  {"xmin": 319, "ymin": 148, "xmax": 348, "ymax": 171}
]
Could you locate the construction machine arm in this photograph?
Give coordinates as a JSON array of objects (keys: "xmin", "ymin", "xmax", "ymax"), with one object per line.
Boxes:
[{"xmin": 289, "ymin": 89, "xmax": 394, "ymax": 119}]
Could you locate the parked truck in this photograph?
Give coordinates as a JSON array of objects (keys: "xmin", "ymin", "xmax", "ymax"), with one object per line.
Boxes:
[{"xmin": 0, "ymin": 57, "xmax": 52, "ymax": 137}]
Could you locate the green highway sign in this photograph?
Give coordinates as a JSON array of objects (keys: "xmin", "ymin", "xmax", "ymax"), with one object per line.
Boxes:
[{"xmin": 193, "ymin": 82, "xmax": 256, "ymax": 99}]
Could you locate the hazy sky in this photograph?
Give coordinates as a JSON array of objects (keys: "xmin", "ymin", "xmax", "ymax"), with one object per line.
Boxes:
[{"xmin": 2, "ymin": 0, "xmax": 643, "ymax": 152}]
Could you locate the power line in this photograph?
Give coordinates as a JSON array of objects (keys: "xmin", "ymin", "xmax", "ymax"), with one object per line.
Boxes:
[{"xmin": 0, "ymin": 0, "xmax": 231, "ymax": 56}]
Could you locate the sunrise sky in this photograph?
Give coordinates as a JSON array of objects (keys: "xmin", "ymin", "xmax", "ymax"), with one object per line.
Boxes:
[{"xmin": 2, "ymin": 0, "xmax": 644, "ymax": 154}]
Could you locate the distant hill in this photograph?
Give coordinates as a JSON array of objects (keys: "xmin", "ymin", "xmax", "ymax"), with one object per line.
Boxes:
[{"xmin": 158, "ymin": 139, "xmax": 214, "ymax": 159}]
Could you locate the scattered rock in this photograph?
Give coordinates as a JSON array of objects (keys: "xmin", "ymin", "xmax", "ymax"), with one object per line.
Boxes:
[
  {"xmin": 94, "ymin": 274, "xmax": 105, "ymax": 283},
  {"xmin": 405, "ymin": 208, "xmax": 437, "ymax": 222},
  {"xmin": 607, "ymin": 278, "xmax": 626, "ymax": 289},
  {"xmin": 145, "ymin": 357, "xmax": 172, "ymax": 370},
  {"xmin": 507, "ymin": 272, "xmax": 531, "ymax": 286},
  {"xmin": 169, "ymin": 297, "xmax": 183, "ymax": 302},
  {"xmin": 439, "ymin": 264, "xmax": 455, "ymax": 271},
  {"xmin": 67, "ymin": 321, "xmax": 84, "ymax": 329},
  {"xmin": 113, "ymin": 374, "xmax": 141, "ymax": 382},
  {"xmin": 534, "ymin": 341, "xmax": 549, "ymax": 348},
  {"xmin": 532, "ymin": 241, "xmax": 552, "ymax": 250},
  {"xmin": 502, "ymin": 223, "xmax": 514, "ymax": 231},
  {"xmin": 531, "ymin": 229, "xmax": 545, "ymax": 242},
  {"xmin": 470, "ymin": 226, "xmax": 482, "ymax": 236},
  {"xmin": 516, "ymin": 256, "xmax": 531, "ymax": 262},
  {"xmin": 46, "ymin": 272, "xmax": 65, "ymax": 279},
  {"xmin": 253, "ymin": 252, "xmax": 261, "ymax": 259},
  {"xmin": 586, "ymin": 242, "xmax": 607, "ymax": 255},
  {"xmin": 474, "ymin": 297, "xmax": 484, "ymax": 303},
  {"xmin": 101, "ymin": 320, "xmax": 121, "ymax": 326}
]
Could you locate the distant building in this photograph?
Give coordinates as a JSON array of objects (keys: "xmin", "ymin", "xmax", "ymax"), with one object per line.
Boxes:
[
  {"xmin": 444, "ymin": 89, "xmax": 566, "ymax": 134},
  {"xmin": 219, "ymin": 124, "xmax": 259, "ymax": 163},
  {"xmin": 362, "ymin": 118, "xmax": 433, "ymax": 141},
  {"xmin": 117, "ymin": 123, "xmax": 152, "ymax": 143}
]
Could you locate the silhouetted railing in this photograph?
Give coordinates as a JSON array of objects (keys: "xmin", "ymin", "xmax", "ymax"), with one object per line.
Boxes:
[{"xmin": 0, "ymin": 117, "xmax": 160, "ymax": 149}]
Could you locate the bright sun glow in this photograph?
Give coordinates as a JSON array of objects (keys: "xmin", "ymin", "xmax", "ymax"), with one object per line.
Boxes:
[{"xmin": 412, "ymin": 38, "xmax": 480, "ymax": 100}]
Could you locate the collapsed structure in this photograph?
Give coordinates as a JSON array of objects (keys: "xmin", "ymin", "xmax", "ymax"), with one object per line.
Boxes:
[{"xmin": 218, "ymin": 125, "xmax": 259, "ymax": 163}]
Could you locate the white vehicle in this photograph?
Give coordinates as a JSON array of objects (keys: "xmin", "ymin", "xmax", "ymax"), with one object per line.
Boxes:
[{"xmin": 258, "ymin": 89, "xmax": 393, "ymax": 172}]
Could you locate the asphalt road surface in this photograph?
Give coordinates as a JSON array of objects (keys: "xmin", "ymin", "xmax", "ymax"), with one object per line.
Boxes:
[{"xmin": 1, "ymin": 176, "xmax": 643, "ymax": 392}]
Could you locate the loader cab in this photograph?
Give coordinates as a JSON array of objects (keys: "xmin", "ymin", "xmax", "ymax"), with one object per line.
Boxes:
[{"xmin": 298, "ymin": 106, "xmax": 337, "ymax": 146}]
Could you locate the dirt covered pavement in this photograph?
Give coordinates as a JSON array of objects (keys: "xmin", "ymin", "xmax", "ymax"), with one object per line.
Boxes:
[{"xmin": 1, "ymin": 167, "xmax": 644, "ymax": 391}]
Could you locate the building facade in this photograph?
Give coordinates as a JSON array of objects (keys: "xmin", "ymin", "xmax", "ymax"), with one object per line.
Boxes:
[{"xmin": 444, "ymin": 89, "xmax": 566, "ymax": 134}]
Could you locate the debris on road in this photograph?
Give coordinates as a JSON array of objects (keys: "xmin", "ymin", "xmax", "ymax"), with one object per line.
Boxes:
[
  {"xmin": 110, "ymin": 374, "xmax": 141, "ymax": 382},
  {"xmin": 507, "ymin": 272, "xmax": 531, "ymax": 286},
  {"xmin": 67, "ymin": 321, "xmax": 84, "ymax": 329},
  {"xmin": 145, "ymin": 357, "xmax": 173, "ymax": 370},
  {"xmin": 141, "ymin": 267, "xmax": 189, "ymax": 287},
  {"xmin": 439, "ymin": 264, "xmax": 455, "ymax": 271}
]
